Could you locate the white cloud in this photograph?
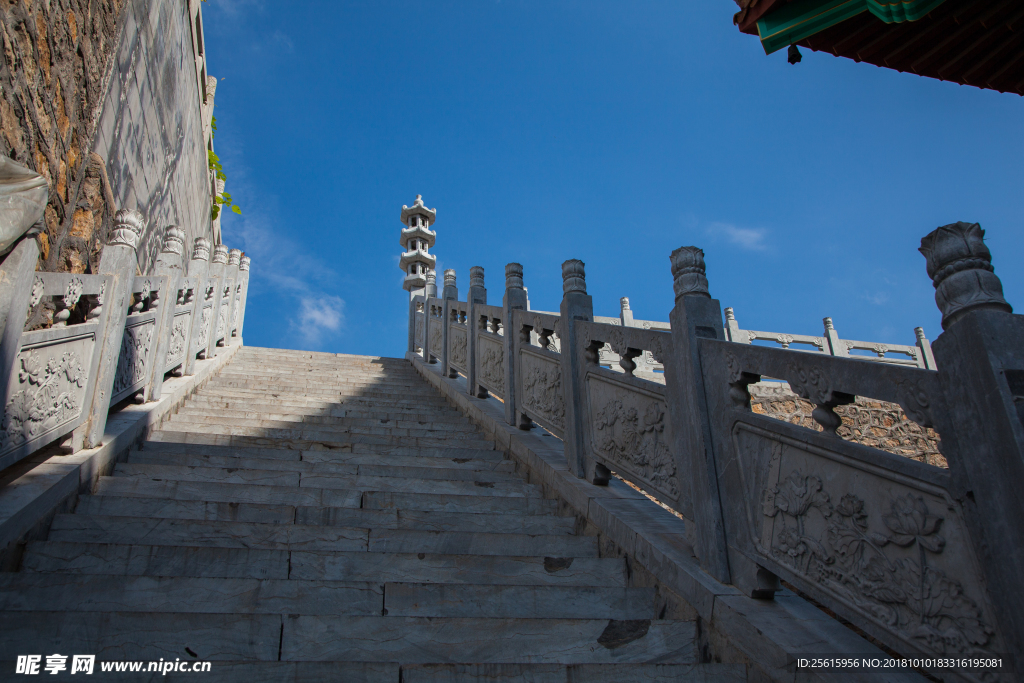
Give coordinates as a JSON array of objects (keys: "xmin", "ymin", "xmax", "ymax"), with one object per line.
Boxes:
[
  {"xmin": 709, "ymin": 222, "xmax": 769, "ymax": 251},
  {"xmin": 294, "ymin": 295, "xmax": 345, "ymax": 347}
]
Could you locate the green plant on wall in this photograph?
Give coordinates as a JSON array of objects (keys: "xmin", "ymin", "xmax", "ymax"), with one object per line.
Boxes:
[{"xmin": 208, "ymin": 116, "xmax": 242, "ymax": 220}]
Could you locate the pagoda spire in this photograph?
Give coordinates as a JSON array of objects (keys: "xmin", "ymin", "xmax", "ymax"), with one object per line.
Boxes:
[{"xmin": 399, "ymin": 194, "xmax": 437, "ymax": 299}]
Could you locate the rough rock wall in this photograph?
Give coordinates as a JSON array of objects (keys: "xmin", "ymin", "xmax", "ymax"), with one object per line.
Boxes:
[
  {"xmin": 1, "ymin": 0, "xmax": 214, "ymax": 276},
  {"xmin": 750, "ymin": 382, "xmax": 946, "ymax": 467},
  {"xmin": 0, "ymin": 0, "xmax": 124, "ymax": 273}
]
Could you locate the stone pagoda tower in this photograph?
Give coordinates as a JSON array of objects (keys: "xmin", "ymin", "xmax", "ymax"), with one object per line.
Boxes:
[{"xmin": 399, "ymin": 194, "xmax": 437, "ymax": 299}]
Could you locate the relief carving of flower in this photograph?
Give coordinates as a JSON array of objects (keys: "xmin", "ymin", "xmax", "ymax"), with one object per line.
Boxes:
[
  {"xmin": 769, "ymin": 471, "xmax": 832, "ymax": 518},
  {"xmin": 882, "ymin": 495, "xmax": 945, "ymax": 552}
]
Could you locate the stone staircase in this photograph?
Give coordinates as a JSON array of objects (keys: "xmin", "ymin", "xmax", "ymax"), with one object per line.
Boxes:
[{"xmin": 0, "ymin": 347, "xmax": 745, "ymax": 681}]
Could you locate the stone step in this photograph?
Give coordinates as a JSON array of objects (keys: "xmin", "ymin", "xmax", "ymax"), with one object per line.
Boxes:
[
  {"xmin": 151, "ymin": 427, "xmax": 496, "ymax": 452},
  {"xmin": 112, "ymin": 463, "xmax": 539, "ymax": 499},
  {"xmin": 48, "ymin": 514, "xmax": 369, "ymax": 552},
  {"xmin": 49, "ymin": 515, "xmax": 596, "ymax": 556},
  {"xmin": 174, "ymin": 406, "xmax": 473, "ymax": 429},
  {"xmin": 0, "ymin": 574, "xmax": 383, "ymax": 615},
  {"xmin": 137, "ymin": 439, "xmax": 506, "ymax": 464},
  {"xmin": 399, "ymin": 663, "xmax": 746, "ymax": 683},
  {"xmin": 76, "ymin": 495, "xmax": 576, "ymax": 535},
  {"xmin": 200, "ymin": 383, "xmax": 447, "ymax": 401},
  {"xmin": 213, "ymin": 373, "xmax": 428, "ymax": 388},
  {"xmin": 95, "ymin": 477, "xmax": 556, "ymax": 514},
  {"xmin": 280, "ymin": 616, "xmax": 696, "ymax": 664},
  {"xmin": 185, "ymin": 399, "xmax": 464, "ymax": 421},
  {"xmin": 126, "ymin": 451, "xmax": 522, "ymax": 483},
  {"xmin": 23, "ymin": 543, "xmax": 627, "ymax": 586},
  {"xmin": 165, "ymin": 415, "xmax": 480, "ymax": 439}
]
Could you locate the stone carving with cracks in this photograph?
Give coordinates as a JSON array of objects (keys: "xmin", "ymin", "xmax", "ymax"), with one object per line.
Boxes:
[
  {"xmin": 521, "ymin": 361, "xmax": 565, "ymax": 430},
  {"xmin": 1, "ymin": 351, "xmax": 86, "ymax": 450},
  {"xmin": 112, "ymin": 325, "xmax": 153, "ymax": 396},
  {"xmin": 166, "ymin": 317, "xmax": 189, "ymax": 365},
  {"xmin": 450, "ymin": 329, "xmax": 467, "ymax": 369},
  {"xmin": 480, "ymin": 344, "xmax": 504, "ymax": 392},
  {"xmin": 762, "ymin": 469, "xmax": 995, "ymax": 659}
]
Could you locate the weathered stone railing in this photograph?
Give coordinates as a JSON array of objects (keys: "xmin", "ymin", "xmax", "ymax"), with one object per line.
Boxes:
[
  {"xmin": 406, "ymin": 221, "xmax": 1021, "ymax": 681},
  {"xmin": 1, "ymin": 210, "xmax": 251, "ymax": 469}
]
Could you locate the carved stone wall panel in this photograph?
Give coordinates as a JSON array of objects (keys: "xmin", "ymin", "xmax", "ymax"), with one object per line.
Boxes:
[
  {"xmin": 586, "ymin": 374, "xmax": 679, "ymax": 505},
  {"xmin": 231, "ymin": 295, "xmax": 241, "ymax": 333},
  {"xmin": 449, "ymin": 326, "xmax": 468, "ymax": 372},
  {"xmin": 477, "ymin": 334, "xmax": 505, "ymax": 397},
  {"xmin": 518, "ymin": 349, "xmax": 565, "ymax": 436},
  {"xmin": 415, "ymin": 316, "xmax": 425, "ymax": 349},
  {"xmin": 111, "ymin": 319, "xmax": 156, "ymax": 402},
  {"xmin": 165, "ymin": 311, "xmax": 192, "ymax": 371},
  {"xmin": 429, "ymin": 322, "xmax": 443, "ymax": 357},
  {"xmin": 734, "ymin": 423, "xmax": 1001, "ymax": 672},
  {"xmin": 0, "ymin": 331, "xmax": 96, "ymax": 459},
  {"xmin": 194, "ymin": 305, "xmax": 213, "ymax": 352},
  {"xmin": 215, "ymin": 302, "xmax": 229, "ymax": 341}
]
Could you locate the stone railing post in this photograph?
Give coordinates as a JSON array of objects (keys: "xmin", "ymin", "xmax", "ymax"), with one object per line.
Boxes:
[
  {"xmin": 914, "ymin": 326, "xmax": 936, "ymax": 369},
  {"xmin": 619, "ymin": 296, "xmax": 634, "ymax": 327},
  {"xmin": 183, "ymin": 238, "xmax": 212, "ymax": 375},
  {"xmin": 423, "ymin": 270, "xmax": 437, "ymax": 364},
  {"xmin": 723, "ymin": 307, "xmax": 744, "ymax": 342},
  {"xmin": 558, "ymin": 259, "xmax": 594, "ymax": 479},
  {"xmin": 920, "ymin": 221, "xmax": 1024, "ymax": 666},
  {"xmin": 236, "ymin": 256, "xmax": 251, "ymax": 339},
  {"xmin": 0, "ymin": 234, "xmax": 41, "ymax": 406},
  {"xmin": 147, "ymin": 225, "xmax": 186, "ymax": 401},
  {"xmin": 207, "ymin": 244, "xmax": 228, "ymax": 351},
  {"xmin": 822, "ymin": 317, "xmax": 847, "ymax": 357},
  {"xmin": 466, "ymin": 266, "xmax": 488, "ymax": 398},
  {"xmin": 225, "ymin": 248, "xmax": 242, "ymax": 340},
  {"xmin": 81, "ymin": 208, "xmax": 144, "ymax": 449},
  {"xmin": 441, "ymin": 269, "xmax": 458, "ymax": 379},
  {"xmin": 663, "ymin": 246, "xmax": 732, "ymax": 583},
  {"xmin": 502, "ymin": 263, "xmax": 529, "ymax": 426}
]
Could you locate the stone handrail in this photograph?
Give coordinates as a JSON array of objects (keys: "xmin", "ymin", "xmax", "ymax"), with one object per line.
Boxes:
[
  {"xmin": 1, "ymin": 214, "xmax": 252, "ymax": 469},
  {"xmin": 405, "ymin": 220, "xmax": 1021, "ymax": 681}
]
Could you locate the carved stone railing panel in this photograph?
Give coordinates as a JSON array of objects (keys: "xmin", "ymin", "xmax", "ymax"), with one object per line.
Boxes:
[
  {"xmin": 0, "ymin": 272, "xmax": 113, "ymax": 469},
  {"xmin": 518, "ymin": 347, "xmax": 565, "ymax": 437},
  {"xmin": 412, "ymin": 295, "xmax": 426, "ymax": 353},
  {"xmin": 476, "ymin": 332, "xmax": 505, "ymax": 399},
  {"xmin": 192, "ymin": 279, "xmax": 216, "ymax": 362},
  {"xmin": 164, "ymin": 276, "xmax": 198, "ymax": 374},
  {"xmin": 110, "ymin": 276, "xmax": 167, "ymax": 405},
  {"xmin": 447, "ymin": 302, "xmax": 469, "ymax": 374},
  {"xmin": 213, "ymin": 277, "xmax": 234, "ymax": 348},
  {"xmin": 427, "ymin": 297, "xmax": 444, "ymax": 360}
]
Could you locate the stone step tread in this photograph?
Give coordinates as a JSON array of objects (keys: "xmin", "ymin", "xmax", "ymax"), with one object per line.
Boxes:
[
  {"xmin": 126, "ymin": 451, "xmax": 521, "ymax": 482},
  {"xmin": 0, "ymin": 574, "xmax": 655, "ymax": 619},
  {"xmin": 200, "ymin": 384, "xmax": 447, "ymax": 399},
  {"xmin": 165, "ymin": 416, "xmax": 480, "ymax": 439},
  {"xmin": 75, "ymin": 495, "xmax": 576, "ymax": 534},
  {"xmin": 22, "ymin": 542, "xmax": 627, "ymax": 585},
  {"xmin": 112, "ymin": 463, "xmax": 539, "ymax": 499},
  {"xmin": 183, "ymin": 400, "xmax": 464, "ymax": 419},
  {"xmin": 150, "ymin": 428, "xmax": 496, "ymax": 452},
  {"xmin": 95, "ymin": 477, "xmax": 556, "ymax": 514},
  {"xmin": 173, "ymin": 407, "xmax": 473, "ymax": 428},
  {"xmin": 281, "ymin": 616, "xmax": 696, "ymax": 664},
  {"xmin": 138, "ymin": 439, "xmax": 504, "ymax": 462},
  {"xmin": 49, "ymin": 515, "xmax": 598, "ymax": 556}
]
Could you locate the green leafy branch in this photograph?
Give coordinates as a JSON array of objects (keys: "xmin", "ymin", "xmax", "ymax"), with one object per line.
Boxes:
[{"xmin": 208, "ymin": 118, "xmax": 242, "ymax": 220}]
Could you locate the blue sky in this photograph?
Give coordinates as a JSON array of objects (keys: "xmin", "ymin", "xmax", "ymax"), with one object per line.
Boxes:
[{"xmin": 204, "ymin": 1, "xmax": 1024, "ymax": 358}]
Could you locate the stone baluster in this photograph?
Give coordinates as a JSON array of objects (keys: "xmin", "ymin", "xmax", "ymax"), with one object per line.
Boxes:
[
  {"xmin": 663, "ymin": 246, "xmax": 732, "ymax": 584},
  {"xmin": 0, "ymin": 230, "xmax": 41, "ymax": 412},
  {"xmin": 183, "ymin": 237, "xmax": 212, "ymax": 375},
  {"xmin": 225, "ymin": 248, "xmax": 242, "ymax": 340},
  {"xmin": 236, "ymin": 256, "xmax": 251, "ymax": 340},
  {"xmin": 147, "ymin": 225, "xmax": 186, "ymax": 400},
  {"xmin": 914, "ymin": 326, "xmax": 935, "ymax": 369},
  {"xmin": 441, "ymin": 269, "xmax": 459, "ymax": 379},
  {"xmin": 81, "ymin": 208, "xmax": 145, "ymax": 449},
  {"xmin": 723, "ymin": 307, "xmax": 744, "ymax": 343},
  {"xmin": 503, "ymin": 263, "xmax": 529, "ymax": 427},
  {"xmin": 558, "ymin": 259, "xmax": 594, "ymax": 480},
  {"xmin": 424, "ymin": 270, "xmax": 438, "ymax": 364},
  {"xmin": 467, "ymin": 266, "xmax": 488, "ymax": 398},
  {"xmin": 206, "ymin": 244, "xmax": 229, "ymax": 352},
  {"xmin": 920, "ymin": 221, "xmax": 1023, "ymax": 666},
  {"xmin": 425, "ymin": 269, "xmax": 437, "ymax": 299},
  {"xmin": 822, "ymin": 316, "xmax": 847, "ymax": 357}
]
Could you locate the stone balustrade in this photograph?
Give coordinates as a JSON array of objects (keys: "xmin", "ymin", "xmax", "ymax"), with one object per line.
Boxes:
[
  {"xmin": 0, "ymin": 213, "xmax": 252, "ymax": 469},
  {"xmin": 406, "ymin": 217, "xmax": 1022, "ymax": 681}
]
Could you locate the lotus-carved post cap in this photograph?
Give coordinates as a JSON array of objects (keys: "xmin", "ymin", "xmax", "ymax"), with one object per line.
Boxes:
[
  {"xmin": 562, "ymin": 259, "xmax": 586, "ymax": 295},
  {"xmin": 914, "ymin": 326, "xmax": 927, "ymax": 342},
  {"xmin": 505, "ymin": 263, "xmax": 524, "ymax": 290},
  {"xmin": 109, "ymin": 208, "xmax": 145, "ymax": 250},
  {"xmin": 620, "ymin": 297, "xmax": 631, "ymax": 311},
  {"xmin": 425, "ymin": 270, "xmax": 436, "ymax": 285},
  {"xmin": 469, "ymin": 266, "xmax": 485, "ymax": 289},
  {"xmin": 227, "ymin": 249, "xmax": 242, "ymax": 267},
  {"xmin": 444, "ymin": 269, "xmax": 457, "ymax": 287},
  {"xmin": 724, "ymin": 306, "xmax": 735, "ymax": 321},
  {"xmin": 670, "ymin": 246, "xmax": 710, "ymax": 300},
  {"xmin": 823, "ymin": 317, "xmax": 835, "ymax": 330},
  {"xmin": 192, "ymin": 237, "xmax": 211, "ymax": 261},
  {"xmin": 160, "ymin": 225, "xmax": 185, "ymax": 256},
  {"xmin": 212, "ymin": 244, "xmax": 229, "ymax": 264},
  {"xmin": 919, "ymin": 221, "xmax": 1011, "ymax": 329},
  {"xmin": 239, "ymin": 256, "xmax": 250, "ymax": 272}
]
